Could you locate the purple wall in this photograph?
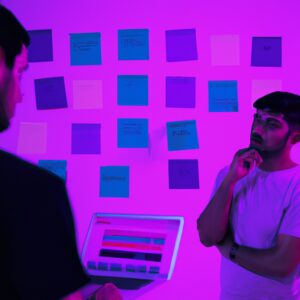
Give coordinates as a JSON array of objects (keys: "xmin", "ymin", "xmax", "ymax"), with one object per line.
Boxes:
[{"xmin": 1, "ymin": 0, "xmax": 300, "ymax": 298}]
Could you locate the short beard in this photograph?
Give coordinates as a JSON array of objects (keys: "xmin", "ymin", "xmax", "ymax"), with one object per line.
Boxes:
[{"xmin": 257, "ymin": 129, "xmax": 291, "ymax": 159}]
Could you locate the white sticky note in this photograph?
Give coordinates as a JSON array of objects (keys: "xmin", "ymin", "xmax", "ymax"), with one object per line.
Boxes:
[
  {"xmin": 17, "ymin": 122, "xmax": 47, "ymax": 154},
  {"xmin": 251, "ymin": 80, "xmax": 282, "ymax": 103},
  {"xmin": 211, "ymin": 35, "xmax": 240, "ymax": 66},
  {"xmin": 72, "ymin": 80, "xmax": 103, "ymax": 109}
]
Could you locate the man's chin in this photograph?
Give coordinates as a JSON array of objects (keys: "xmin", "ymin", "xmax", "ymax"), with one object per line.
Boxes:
[{"xmin": 250, "ymin": 142, "xmax": 265, "ymax": 153}]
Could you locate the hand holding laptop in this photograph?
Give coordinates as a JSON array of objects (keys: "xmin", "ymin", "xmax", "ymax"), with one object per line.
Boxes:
[{"xmin": 94, "ymin": 283, "xmax": 123, "ymax": 300}]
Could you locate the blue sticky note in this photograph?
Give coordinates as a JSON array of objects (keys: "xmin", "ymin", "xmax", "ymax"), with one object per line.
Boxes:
[
  {"xmin": 251, "ymin": 37, "xmax": 282, "ymax": 67},
  {"xmin": 34, "ymin": 77, "xmax": 68, "ymax": 110},
  {"xmin": 28, "ymin": 29, "xmax": 53, "ymax": 62},
  {"xmin": 167, "ymin": 120, "xmax": 199, "ymax": 151},
  {"xmin": 169, "ymin": 159, "xmax": 199, "ymax": 189},
  {"xmin": 38, "ymin": 160, "xmax": 67, "ymax": 181},
  {"xmin": 70, "ymin": 33, "xmax": 101, "ymax": 65},
  {"xmin": 100, "ymin": 166, "xmax": 129, "ymax": 198},
  {"xmin": 72, "ymin": 123, "xmax": 101, "ymax": 154},
  {"xmin": 166, "ymin": 29, "xmax": 198, "ymax": 62},
  {"xmin": 208, "ymin": 80, "xmax": 238, "ymax": 112},
  {"xmin": 118, "ymin": 29, "xmax": 149, "ymax": 60},
  {"xmin": 118, "ymin": 75, "xmax": 148, "ymax": 106},
  {"xmin": 166, "ymin": 77, "xmax": 196, "ymax": 108},
  {"xmin": 118, "ymin": 119, "xmax": 148, "ymax": 148}
]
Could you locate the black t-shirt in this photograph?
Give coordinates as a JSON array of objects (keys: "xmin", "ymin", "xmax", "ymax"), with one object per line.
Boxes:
[{"xmin": 0, "ymin": 150, "xmax": 90, "ymax": 299}]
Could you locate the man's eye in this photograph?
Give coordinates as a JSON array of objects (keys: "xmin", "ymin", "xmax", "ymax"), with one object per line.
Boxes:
[{"xmin": 268, "ymin": 123, "xmax": 279, "ymax": 128}]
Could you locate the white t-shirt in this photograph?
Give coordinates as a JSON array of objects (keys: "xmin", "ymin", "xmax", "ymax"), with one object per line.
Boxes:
[{"xmin": 211, "ymin": 164, "xmax": 300, "ymax": 300}]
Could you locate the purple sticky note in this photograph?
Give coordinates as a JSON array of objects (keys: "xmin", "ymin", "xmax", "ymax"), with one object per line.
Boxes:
[
  {"xmin": 28, "ymin": 30, "xmax": 53, "ymax": 62},
  {"xmin": 169, "ymin": 159, "xmax": 199, "ymax": 189},
  {"xmin": 35, "ymin": 77, "xmax": 67, "ymax": 110},
  {"xmin": 166, "ymin": 29, "xmax": 198, "ymax": 62},
  {"xmin": 166, "ymin": 77, "xmax": 196, "ymax": 108},
  {"xmin": 72, "ymin": 124, "xmax": 101, "ymax": 154},
  {"xmin": 251, "ymin": 37, "xmax": 282, "ymax": 67}
]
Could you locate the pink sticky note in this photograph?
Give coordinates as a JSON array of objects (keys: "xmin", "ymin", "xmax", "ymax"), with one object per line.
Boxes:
[
  {"xmin": 72, "ymin": 80, "xmax": 103, "ymax": 109},
  {"xmin": 211, "ymin": 35, "xmax": 240, "ymax": 66},
  {"xmin": 251, "ymin": 80, "xmax": 282, "ymax": 103},
  {"xmin": 17, "ymin": 122, "xmax": 47, "ymax": 154}
]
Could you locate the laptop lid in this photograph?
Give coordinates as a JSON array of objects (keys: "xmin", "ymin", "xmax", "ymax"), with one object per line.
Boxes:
[{"xmin": 81, "ymin": 213, "xmax": 184, "ymax": 282}]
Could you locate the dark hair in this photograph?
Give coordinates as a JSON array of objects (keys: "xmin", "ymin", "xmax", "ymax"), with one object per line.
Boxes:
[
  {"xmin": 253, "ymin": 91, "xmax": 300, "ymax": 131},
  {"xmin": 0, "ymin": 5, "xmax": 30, "ymax": 69}
]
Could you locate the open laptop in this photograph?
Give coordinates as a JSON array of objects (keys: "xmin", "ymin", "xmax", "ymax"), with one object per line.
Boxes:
[{"xmin": 81, "ymin": 213, "xmax": 184, "ymax": 297}]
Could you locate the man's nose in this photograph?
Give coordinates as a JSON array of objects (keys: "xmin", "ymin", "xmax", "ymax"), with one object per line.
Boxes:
[{"xmin": 252, "ymin": 124, "xmax": 264, "ymax": 136}]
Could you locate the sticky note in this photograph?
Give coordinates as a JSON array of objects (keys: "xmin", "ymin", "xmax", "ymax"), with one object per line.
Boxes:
[
  {"xmin": 165, "ymin": 29, "xmax": 198, "ymax": 62},
  {"xmin": 34, "ymin": 77, "xmax": 67, "ymax": 110},
  {"xmin": 168, "ymin": 159, "xmax": 199, "ymax": 189},
  {"xmin": 38, "ymin": 160, "xmax": 67, "ymax": 181},
  {"xmin": 211, "ymin": 34, "xmax": 240, "ymax": 66},
  {"xmin": 100, "ymin": 166, "xmax": 129, "ymax": 198},
  {"xmin": 251, "ymin": 37, "xmax": 282, "ymax": 67},
  {"xmin": 251, "ymin": 80, "xmax": 282, "ymax": 104},
  {"xmin": 118, "ymin": 29, "xmax": 149, "ymax": 60},
  {"xmin": 70, "ymin": 32, "xmax": 101, "ymax": 65},
  {"xmin": 72, "ymin": 80, "xmax": 103, "ymax": 109},
  {"xmin": 118, "ymin": 119, "xmax": 148, "ymax": 148},
  {"xmin": 72, "ymin": 124, "xmax": 101, "ymax": 154},
  {"xmin": 17, "ymin": 122, "xmax": 47, "ymax": 154},
  {"xmin": 118, "ymin": 75, "xmax": 148, "ymax": 106},
  {"xmin": 166, "ymin": 77, "xmax": 196, "ymax": 108},
  {"xmin": 28, "ymin": 29, "xmax": 53, "ymax": 62},
  {"xmin": 167, "ymin": 120, "xmax": 199, "ymax": 151},
  {"xmin": 208, "ymin": 80, "xmax": 238, "ymax": 112}
]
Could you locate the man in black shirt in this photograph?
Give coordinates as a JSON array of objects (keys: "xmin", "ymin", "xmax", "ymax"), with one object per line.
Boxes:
[{"xmin": 0, "ymin": 5, "xmax": 122, "ymax": 300}]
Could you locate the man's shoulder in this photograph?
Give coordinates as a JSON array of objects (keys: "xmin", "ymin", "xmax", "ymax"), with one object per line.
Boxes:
[
  {"xmin": 217, "ymin": 165, "xmax": 230, "ymax": 177},
  {"xmin": 0, "ymin": 149, "xmax": 62, "ymax": 184}
]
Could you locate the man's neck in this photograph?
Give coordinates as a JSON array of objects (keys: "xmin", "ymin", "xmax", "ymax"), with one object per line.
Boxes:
[{"xmin": 258, "ymin": 155, "xmax": 298, "ymax": 172}]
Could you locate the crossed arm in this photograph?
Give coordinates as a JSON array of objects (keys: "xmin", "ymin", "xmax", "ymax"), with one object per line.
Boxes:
[{"xmin": 217, "ymin": 232, "xmax": 300, "ymax": 279}]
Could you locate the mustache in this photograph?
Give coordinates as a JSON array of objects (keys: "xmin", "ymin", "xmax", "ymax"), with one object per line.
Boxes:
[{"xmin": 251, "ymin": 134, "xmax": 263, "ymax": 143}]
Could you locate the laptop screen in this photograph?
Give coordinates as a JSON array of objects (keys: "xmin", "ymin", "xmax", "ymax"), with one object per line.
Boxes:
[{"xmin": 81, "ymin": 213, "xmax": 184, "ymax": 281}]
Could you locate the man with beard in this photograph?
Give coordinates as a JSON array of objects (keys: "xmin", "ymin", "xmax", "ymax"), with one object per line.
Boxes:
[
  {"xmin": 0, "ymin": 5, "xmax": 122, "ymax": 300},
  {"xmin": 197, "ymin": 91, "xmax": 300, "ymax": 299}
]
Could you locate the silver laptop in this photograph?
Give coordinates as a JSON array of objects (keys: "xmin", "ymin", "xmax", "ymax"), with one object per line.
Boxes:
[{"xmin": 81, "ymin": 213, "xmax": 184, "ymax": 297}]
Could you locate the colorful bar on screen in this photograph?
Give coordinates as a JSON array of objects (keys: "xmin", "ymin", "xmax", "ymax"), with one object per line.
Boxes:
[
  {"xmin": 99, "ymin": 249, "xmax": 162, "ymax": 262},
  {"xmin": 103, "ymin": 235, "xmax": 151, "ymax": 244},
  {"xmin": 104, "ymin": 229, "xmax": 166, "ymax": 240},
  {"xmin": 102, "ymin": 241, "xmax": 163, "ymax": 251}
]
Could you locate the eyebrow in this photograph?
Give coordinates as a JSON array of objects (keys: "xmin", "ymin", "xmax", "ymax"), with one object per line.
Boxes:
[{"xmin": 253, "ymin": 113, "xmax": 283, "ymax": 124}]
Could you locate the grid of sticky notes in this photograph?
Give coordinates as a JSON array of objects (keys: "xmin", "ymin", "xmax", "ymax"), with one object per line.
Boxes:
[
  {"xmin": 38, "ymin": 160, "xmax": 67, "ymax": 181},
  {"xmin": 23, "ymin": 28, "xmax": 283, "ymax": 197},
  {"xmin": 72, "ymin": 124, "xmax": 101, "ymax": 154},
  {"xmin": 70, "ymin": 32, "xmax": 102, "ymax": 65},
  {"xmin": 118, "ymin": 119, "xmax": 149, "ymax": 148},
  {"xmin": 100, "ymin": 166, "xmax": 130, "ymax": 198}
]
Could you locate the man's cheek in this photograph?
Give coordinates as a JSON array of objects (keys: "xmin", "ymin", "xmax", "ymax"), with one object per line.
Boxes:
[{"xmin": 13, "ymin": 73, "xmax": 22, "ymax": 103}]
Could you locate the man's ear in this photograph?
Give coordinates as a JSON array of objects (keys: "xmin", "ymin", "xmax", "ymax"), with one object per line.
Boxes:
[{"xmin": 0, "ymin": 47, "xmax": 5, "ymax": 65}]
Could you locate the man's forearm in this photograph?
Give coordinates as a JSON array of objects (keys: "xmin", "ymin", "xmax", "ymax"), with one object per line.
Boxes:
[
  {"xmin": 235, "ymin": 244, "xmax": 292, "ymax": 279},
  {"xmin": 198, "ymin": 175, "xmax": 236, "ymax": 246},
  {"xmin": 63, "ymin": 290, "xmax": 84, "ymax": 300}
]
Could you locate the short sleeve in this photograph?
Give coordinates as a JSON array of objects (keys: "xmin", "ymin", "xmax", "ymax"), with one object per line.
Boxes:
[
  {"xmin": 5, "ymin": 175, "xmax": 90, "ymax": 299},
  {"xmin": 278, "ymin": 187, "xmax": 300, "ymax": 238},
  {"xmin": 209, "ymin": 166, "xmax": 230, "ymax": 200}
]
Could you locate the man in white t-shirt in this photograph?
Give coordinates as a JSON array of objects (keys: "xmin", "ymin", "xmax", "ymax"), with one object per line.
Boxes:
[{"xmin": 197, "ymin": 91, "xmax": 300, "ymax": 299}]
